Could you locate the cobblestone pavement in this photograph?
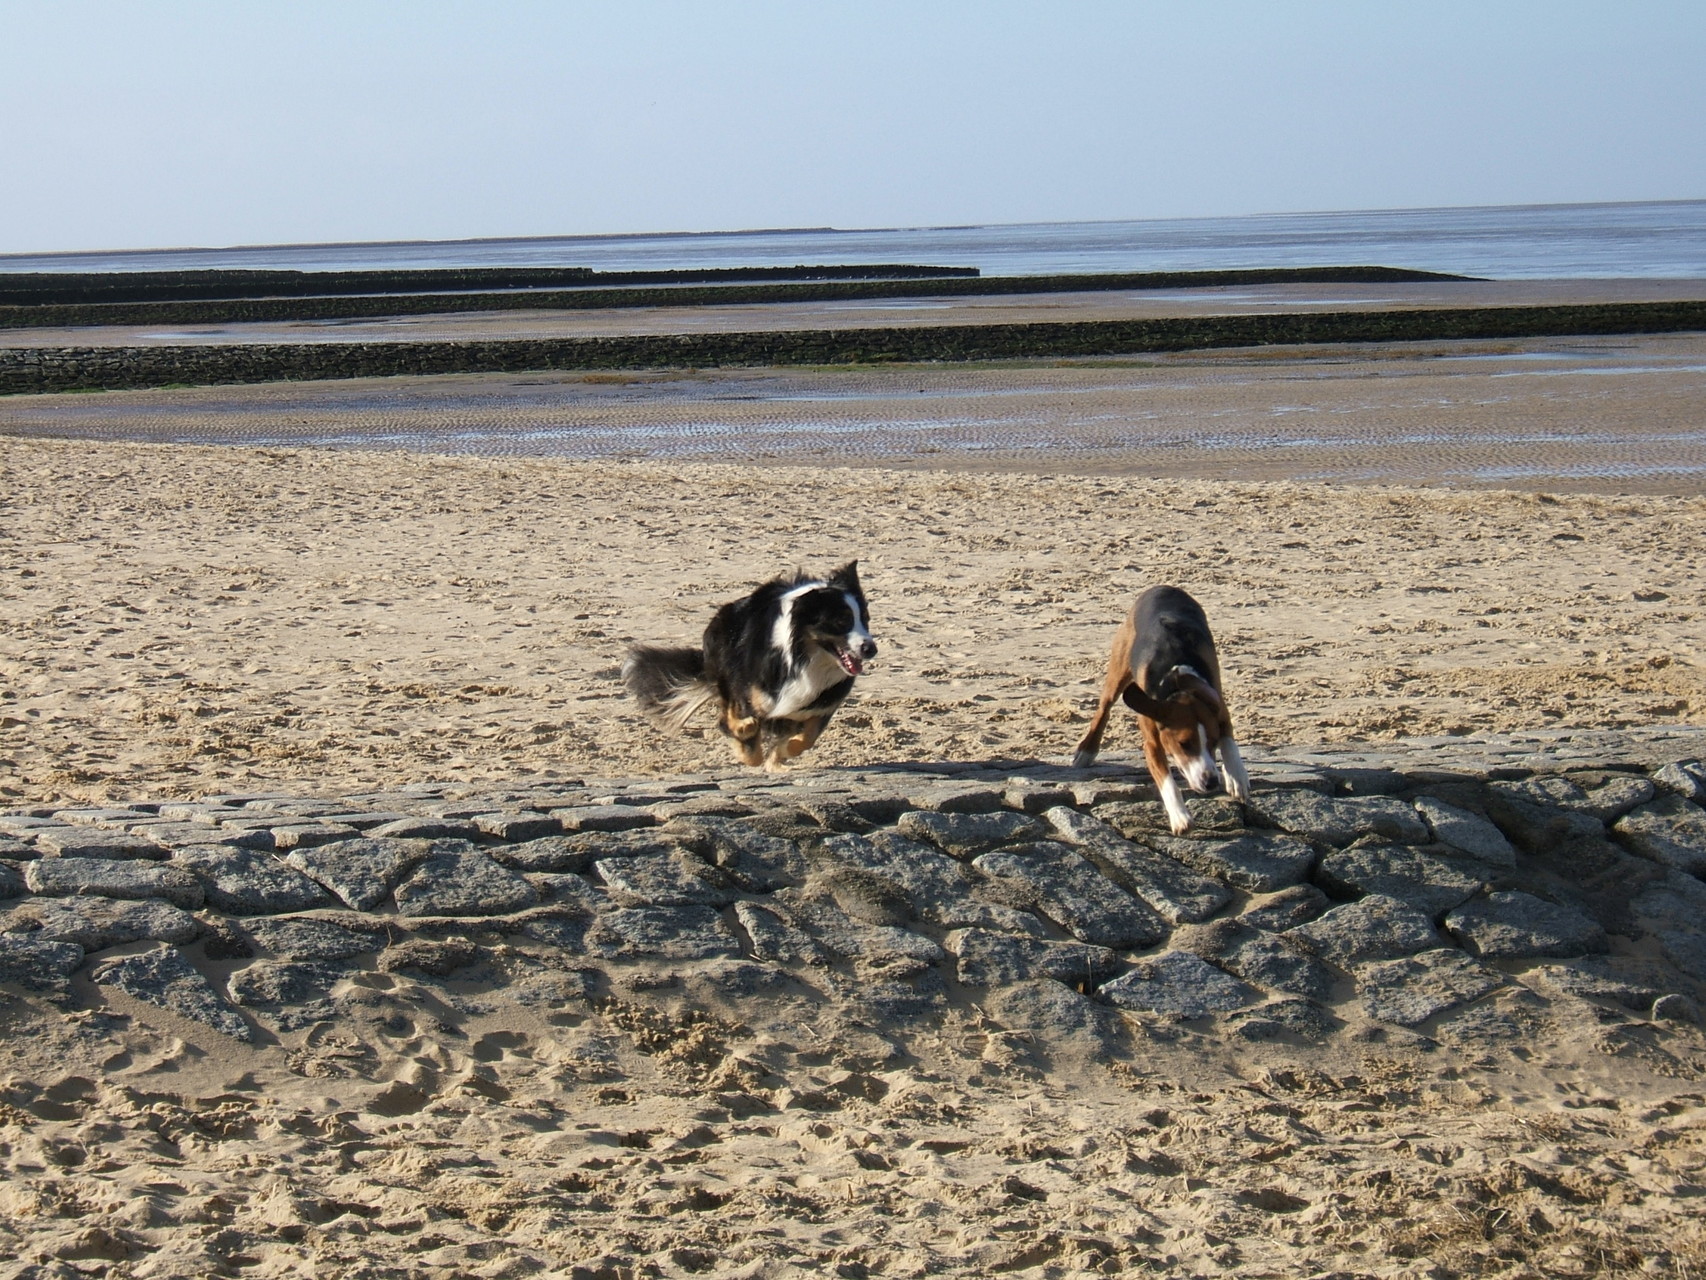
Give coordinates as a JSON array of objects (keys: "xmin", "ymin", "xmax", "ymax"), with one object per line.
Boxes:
[{"xmin": 5, "ymin": 727, "xmax": 1704, "ymax": 1051}]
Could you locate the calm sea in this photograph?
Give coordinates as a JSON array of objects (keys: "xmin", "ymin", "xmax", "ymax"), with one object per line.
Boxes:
[{"xmin": 4, "ymin": 200, "xmax": 1704, "ymax": 280}]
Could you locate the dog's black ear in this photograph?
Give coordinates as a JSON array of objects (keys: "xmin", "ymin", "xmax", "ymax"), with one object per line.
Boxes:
[{"xmin": 827, "ymin": 560, "xmax": 861, "ymax": 592}]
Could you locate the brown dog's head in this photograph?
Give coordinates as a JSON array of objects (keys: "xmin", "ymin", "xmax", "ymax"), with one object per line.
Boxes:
[{"xmin": 1124, "ymin": 665, "xmax": 1229, "ymax": 794}]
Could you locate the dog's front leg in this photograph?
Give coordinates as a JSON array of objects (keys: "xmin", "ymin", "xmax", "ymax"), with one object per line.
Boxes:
[
  {"xmin": 1220, "ymin": 735, "xmax": 1251, "ymax": 803},
  {"xmin": 1142, "ymin": 725, "xmax": 1193, "ymax": 835}
]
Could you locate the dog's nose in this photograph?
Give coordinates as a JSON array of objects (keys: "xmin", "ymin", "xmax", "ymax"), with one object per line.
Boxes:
[{"xmin": 859, "ymin": 639, "xmax": 878, "ymax": 660}]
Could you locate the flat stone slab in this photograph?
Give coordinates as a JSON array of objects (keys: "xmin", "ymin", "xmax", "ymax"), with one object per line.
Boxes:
[
  {"xmin": 392, "ymin": 847, "xmax": 539, "ymax": 918},
  {"xmin": 1190, "ymin": 925, "xmax": 1337, "ymax": 1002},
  {"xmin": 471, "ymin": 811, "xmax": 564, "ymax": 842},
  {"xmin": 174, "ymin": 846, "xmax": 335, "ymax": 915},
  {"xmin": 241, "ymin": 916, "xmax": 387, "ymax": 962},
  {"xmin": 1142, "ymin": 831, "xmax": 1316, "ymax": 894},
  {"xmin": 1245, "ymin": 791, "xmax": 1429, "ymax": 847},
  {"xmin": 671, "ymin": 817, "xmax": 807, "ymax": 892},
  {"xmin": 896, "ymin": 810, "xmax": 1045, "ymax": 858},
  {"xmin": 1653, "ymin": 761, "xmax": 1706, "ymax": 804},
  {"xmin": 25, "ymin": 857, "xmax": 205, "ymax": 911},
  {"xmin": 1098, "ymin": 951, "xmax": 1255, "ymax": 1019},
  {"xmin": 92, "ymin": 945, "xmax": 252, "ymax": 1041},
  {"xmin": 1239, "ymin": 885, "xmax": 1329, "ymax": 932},
  {"xmin": 985, "ymin": 980, "xmax": 1120, "ymax": 1053},
  {"xmin": 1315, "ymin": 844, "xmax": 1488, "ymax": 919},
  {"xmin": 227, "ymin": 959, "xmax": 346, "ymax": 1030},
  {"xmin": 1444, "ymin": 891, "xmax": 1609, "ymax": 960},
  {"xmin": 1522, "ymin": 959, "xmax": 1663, "ymax": 1012},
  {"xmin": 944, "ymin": 927, "xmax": 1121, "ymax": 988},
  {"xmin": 1413, "ymin": 797, "xmax": 1517, "ymax": 869},
  {"xmin": 1629, "ymin": 871, "xmax": 1706, "ymax": 981},
  {"xmin": 283, "ymin": 837, "xmax": 429, "ymax": 911},
  {"xmin": 973, "ymin": 842, "xmax": 1167, "ymax": 949},
  {"xmin": 1483, "ymin": 784, "xmax": 1608, "ymax": 853},
  {"xmin": 735, "ymin": 902, "xmax": 832, "ymax": 966},
  {"xmin": 584, "ymin": 905, "xmax": 740, "ymax": 960},
  {"xmin": 131, "ymin": 822, "xmax": 273, "ymax": 851},
  {"xmin": 3, "ymin": 894, "xmax": 202, "ymax": 951},
  {"xmin": 553, "ymin": 804, "xmax": 659, "ymax": 834},
  {"xmin": 0, "ymin": 934, "xmax": 84, "ymax": 990},
  {"xmin": 1043, "ymin": 807, "xmax": 1231, "ymax": 924},
  {"xmin": 776, "ymin": 896, "xmax": 947, "ymax": 975},
  {"xmin": 1614, "ymin": 796, "xmax": 1706, "ymax": 877},
  {"xmin": 595, "ymin": 851, "xmax": 737, "ymax": 908},
  {"xmin": 1356, "ymin": 948, "xmax": 1507, "ymax": 1026},
  {"xmin": 30, "ymin": 829, "xmax": 169, "ymax": 860},
  {"xmin": 365, "ymin": 816, "xmax": 482, "ymax": 841},
  {"xmin": 266, "ymin": 822, "xmax": 362, "ymax": 851},
  {"xmin": 1289, "ymin": 894, "xmax": 1442, "ymax": 967},
  {"xmin": 1500, "ymin": 773, "xmax": 1655, "ymax": 822}
]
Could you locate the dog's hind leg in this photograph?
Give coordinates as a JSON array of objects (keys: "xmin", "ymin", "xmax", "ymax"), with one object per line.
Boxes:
[
  {"xmin": 1072, "ymin": 618, "xmax": 1138, "ymax": 767},
  {"xmin": 720, "ymin": 706, "xmax": 765, "ymax": 767},
  {"xmin": 766, "ymin": 713, "xmax": 831, "ymax": 769}
]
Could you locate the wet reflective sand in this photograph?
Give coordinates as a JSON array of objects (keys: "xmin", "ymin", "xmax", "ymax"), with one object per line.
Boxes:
[{"xmin": 5, "ymin": 332, "xmax": 1703, "ymax": 493}]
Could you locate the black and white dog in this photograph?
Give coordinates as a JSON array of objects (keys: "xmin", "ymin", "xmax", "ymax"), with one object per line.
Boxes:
[{"xmin": 623, "ymin": 561, "xmax": 877, "ymax": 768}]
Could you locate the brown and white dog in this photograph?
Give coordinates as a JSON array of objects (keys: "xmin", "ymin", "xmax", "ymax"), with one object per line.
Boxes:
[{"xmin": 1071, "ymin": 585, "xmax": 1249, "ymax": 833}]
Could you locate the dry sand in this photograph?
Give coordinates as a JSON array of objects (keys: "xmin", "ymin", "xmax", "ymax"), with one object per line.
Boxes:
[
  {"xmin": 2, "ymin": 432, "xmax": 1701, "ymax": 806},
  {"xmin": 3, "ymin": 347, "xmax": 1706, "ymax": 1278}
]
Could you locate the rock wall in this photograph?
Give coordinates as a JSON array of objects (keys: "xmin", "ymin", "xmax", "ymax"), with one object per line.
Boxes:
[
  {"xmin": 5, "ymin": 302, "xmax": 1706, "ymax": 395},
  {"xmin": 3, "ymin": 729, "xmax": 1703, "ymax": 1052}
]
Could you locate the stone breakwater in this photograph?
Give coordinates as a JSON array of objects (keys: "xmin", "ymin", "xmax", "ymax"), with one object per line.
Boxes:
[
  {"xmin": 2, "ymin": 728, "xmax": 1705, "ymax": 1056},
  {"xmin": 6, "ymin": 301, "xmax": 1706, "ymax": 394}
]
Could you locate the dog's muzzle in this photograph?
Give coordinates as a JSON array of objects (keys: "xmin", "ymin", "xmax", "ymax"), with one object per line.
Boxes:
[{"xmin": 838, "ymin": 638, "xmax": 878, "ymax": 676}]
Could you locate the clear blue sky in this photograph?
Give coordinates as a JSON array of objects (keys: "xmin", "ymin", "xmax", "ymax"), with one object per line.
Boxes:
[{"xmin": 5, "ymin": 1, "xmax": 1703, "ymax": 254}]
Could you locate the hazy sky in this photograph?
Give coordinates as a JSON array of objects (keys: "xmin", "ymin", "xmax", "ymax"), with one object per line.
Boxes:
[{"xmin": 6, "ymin": 1, "xmax": 1704, "ymax": 254}]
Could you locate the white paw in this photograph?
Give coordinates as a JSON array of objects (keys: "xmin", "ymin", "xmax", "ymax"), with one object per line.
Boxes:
[
  {"xmin": 1168, "ymin": 813, "xmax": 1193, "ymax": 836},
  {"xmin": 1226, "ymin": 777, "xmax": 1251, "ymax": 804}
]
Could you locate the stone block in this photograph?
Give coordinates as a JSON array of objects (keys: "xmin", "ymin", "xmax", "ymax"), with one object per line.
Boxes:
[
  {"xmin": 1288, "ymin": 894, "xmax": 1441, "ymax": 967},
  {"xmin": 365, "ymin": 816, "xmax": 483, "ymax": 841},
  {"xmin": 26, "ymin": 857, "xmax": 205, "ymax": 911},
  {"xmin": 595, "ymin": 850, "xmax": 737, "ymax": 908},
  {"xmin": 0, "ymin": 933, "xmax": 84, "ymax": 990},
  {"xmin": 1444, "ymin": 890, "xmax": 1609, "ymax": 960},
  {"xmin": 735, "ymin": 901, "xmax": 832, "ymax": 966},
  {"xmin": 174, "ymin": 846, "xmax": 336, "ymax": 915},
  {"xmin": 554, "ymin": 804, "xmax": 660, "ymax": 834},
  {"xmin": 1043, "ymin": 806, "xmax": 1231, "ymax": 923},
  {"xmin": 1355, "ymin": 948, "xmax": 1506, "ymax": 1026},
  {"xmin": 92, "ymin": 945, "xmax": 252, "ymax": 1041},
  {"xmin": 1239, "ymin": 884, "xmax": 1329, "ymax": 932},
  {"xmin": 267, "ymin": 822, "xmax": 362, "ymax": 851},
  {"xmin": 1652, "ymin": 760, "xmax": 1706, "ymax": 804},
  {"xmin": 242, "ymin": 916, "xmax": 386, "ymax": 962},
  {"xmin": 1245, "ymin": 791, "xmax": 1428, "ymax": 846},
  {"xmin": 3, "ymin": 895, "xmax": 201, "ymax": 951},
  {"xmin": 471, "ymin": 811, "xmax": 563, "ymax": 842},
  {"xmin": 1315, "ymin": 844, "xmax": 1488, "ymax": 919},
  {"xmin": 1413, "ymin": 797, "xmax": 1517, "ymax": 869},
  {"xmin": 283, "ymin": 837, "xmax": 429, "ymax": 911},
  {"xmin": 1613, "ymin": 796, "xmax": 1706, "ymax": 876},
  {"xmin": 392, "ymin": 848, "xmax": 540, "ymax": 918},
  {"xmin": 31, "ymin": 829, "xmax": 169, "ymax": 861},
  {"xmin": 945, "ymin": 927, "xmax": 1121, "ymax": 988},
  {"xmin": 1629, "ymin": 871, "xmax": 1706, "ymax": 980},
  {"xmin": 584, "ymin": 905, "xmax": 740, "ymax": 960},
  {"xmin": 1098, "ymin": 951, "xmax": 1254, "ymax": 1019},
  {"xmin": 1143, "ymin": 830, "xmax": 1316, "ymax": 893},
  {"xmin": 973, "ymin": 842, "xmax": 1167, "ymax": 949},
  {"xmin": 896, "ymin": 809, "xmax": 1046, "ymax": 858}
]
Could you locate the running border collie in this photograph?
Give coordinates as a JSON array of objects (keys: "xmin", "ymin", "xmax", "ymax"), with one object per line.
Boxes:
[
  {"xmin": 623, "ymin": 562, "xmax": 877, "ymax": 768},
  {"xmin": 1071, "ymin": 585, "xmax": 1250, "ymax": 834}
]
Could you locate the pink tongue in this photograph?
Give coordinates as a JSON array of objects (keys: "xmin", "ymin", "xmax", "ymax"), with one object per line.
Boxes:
[{"xmin": 839, "ymin": 652, "xmax": 864, "ymax": 676}]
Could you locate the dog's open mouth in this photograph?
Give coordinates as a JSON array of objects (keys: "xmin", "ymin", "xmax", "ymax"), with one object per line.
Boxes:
[{"xmin": 835, "ymin": 647, "xmax": 865, "ymax": 677}]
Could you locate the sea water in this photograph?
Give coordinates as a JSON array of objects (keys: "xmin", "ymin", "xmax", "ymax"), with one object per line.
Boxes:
[{"xmin": 4, "ymin": 200, "xmax": 1704, "ymax": 280}]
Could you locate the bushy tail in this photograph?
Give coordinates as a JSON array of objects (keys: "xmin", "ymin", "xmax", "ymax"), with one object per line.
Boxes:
[{"xmin": 622, "ymin": 644, "xmax": 716, "ymax": 732}]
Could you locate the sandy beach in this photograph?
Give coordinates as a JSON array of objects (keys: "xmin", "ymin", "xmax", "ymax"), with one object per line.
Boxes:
[{"xmin": 3, "ymin": 337, "xmax": 1705, "ymax": 1278}]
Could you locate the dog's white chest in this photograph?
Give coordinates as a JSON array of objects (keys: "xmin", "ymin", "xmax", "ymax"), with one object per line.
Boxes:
[{"xmin": 767, "ymin": 647, "xmax": 847, "ymax": 719}]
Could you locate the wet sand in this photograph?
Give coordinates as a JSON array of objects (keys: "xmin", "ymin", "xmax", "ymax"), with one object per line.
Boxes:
[{"xmin": 4, "ymin": 333, "xmax": 1704, "ymax": 493}]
